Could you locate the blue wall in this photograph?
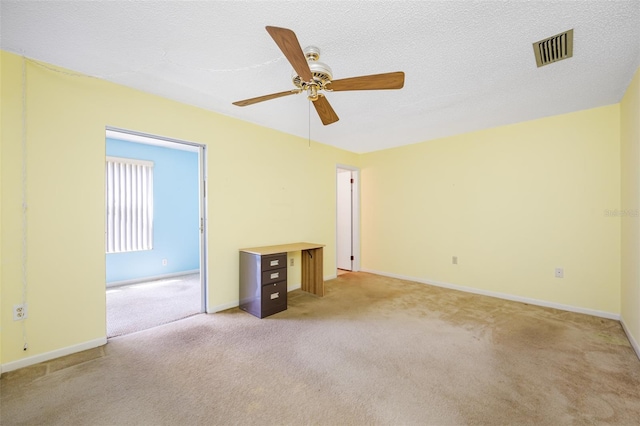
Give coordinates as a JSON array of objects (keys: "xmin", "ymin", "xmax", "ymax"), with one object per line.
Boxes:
[{"xmin": 106, "ymin": 138, "xmax": 200, "ymax": 283}]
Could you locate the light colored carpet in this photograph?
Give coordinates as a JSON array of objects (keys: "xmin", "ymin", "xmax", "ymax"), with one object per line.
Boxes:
[
  {"xmin": 106, "ymin": 273, "xmax": 201, "ymax": 337},
  {"xmin": 2, "ymin": 272, "xmax": 639, "ymax": 425}
]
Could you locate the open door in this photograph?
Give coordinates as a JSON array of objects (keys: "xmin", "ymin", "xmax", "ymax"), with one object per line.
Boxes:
[
  {"xmin": 337, "ymin": 166, "xmax": 359, "ymax": 273},
  {"xmin": 337, "ymin": 169, "xmax": 353, "ymax": 271}
]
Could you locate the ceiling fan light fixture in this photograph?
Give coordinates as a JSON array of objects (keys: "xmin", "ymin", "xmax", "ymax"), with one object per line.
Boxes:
[{"xmin": 307, "ymin": 84, "xmax": 319, "ymax": 101}]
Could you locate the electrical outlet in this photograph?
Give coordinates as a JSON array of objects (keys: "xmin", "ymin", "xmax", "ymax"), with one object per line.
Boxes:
[
  {"xmin": 162, "ymin": 259, "xmax": 168, "ymax": 266},
  {"xmin": 13, "ymin": 304, "xmax": 28, "ymax": 321},
  {"xmin": 555, "ymin": 267, "xmax": 564, "ymax": 278},
  {"xmin": 290, "ymin": 258, "xmax": 294, "ymax": 266},
  {"xmin": 452, "ymin": 256, "xmax": 458, "ymax": 265}
]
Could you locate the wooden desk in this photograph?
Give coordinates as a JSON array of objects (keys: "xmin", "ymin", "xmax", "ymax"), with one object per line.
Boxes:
[{"xmin": 240, "ymin": 242, "xmax": 325, "ymax": 297}]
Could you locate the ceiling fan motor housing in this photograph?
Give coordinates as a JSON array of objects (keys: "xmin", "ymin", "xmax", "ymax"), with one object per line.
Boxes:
[{"xmin": 292, "ymin": 46, "xmax": 333, "ymax": 91}]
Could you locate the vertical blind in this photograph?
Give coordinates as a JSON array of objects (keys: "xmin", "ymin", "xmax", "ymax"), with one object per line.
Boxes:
[{"xmin": 105, "ymin": 156, "xmax": 154, "ymax": 253}]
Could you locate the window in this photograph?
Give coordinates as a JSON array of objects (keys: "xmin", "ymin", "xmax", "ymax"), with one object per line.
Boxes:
[{"xmin": 105, "ymin": 156, "xmax": 154, "ymax": 253}]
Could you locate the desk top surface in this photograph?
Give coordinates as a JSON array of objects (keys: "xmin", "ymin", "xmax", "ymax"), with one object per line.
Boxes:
[{"xmin": 240, "ymin": 242, "xmax": 324, "ymax": 255}]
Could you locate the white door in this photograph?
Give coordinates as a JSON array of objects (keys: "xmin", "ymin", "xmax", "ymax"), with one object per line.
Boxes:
[{"xmin": 337, "ymin": 169, "xmax": 352, "ymax": 270}]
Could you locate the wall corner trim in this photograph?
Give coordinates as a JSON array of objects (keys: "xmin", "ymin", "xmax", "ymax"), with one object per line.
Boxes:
[
  {"xmin": 0, "ymin": 337, "xmax": 107, "ymax": 374},
  {"xmin": 620, "ymin": 316, "xmax": 640, "ymax": 361}
]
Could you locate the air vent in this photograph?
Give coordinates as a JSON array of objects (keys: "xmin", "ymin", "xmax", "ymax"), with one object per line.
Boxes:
[{"xmin": 533, "ymin": 29, "xmax": 573, "ymax": 67}]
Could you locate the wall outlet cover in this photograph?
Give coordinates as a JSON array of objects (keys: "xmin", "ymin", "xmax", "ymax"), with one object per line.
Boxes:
[{"xmin": 13, "ymin": 303, "xmax": 28, "ymax": 321}]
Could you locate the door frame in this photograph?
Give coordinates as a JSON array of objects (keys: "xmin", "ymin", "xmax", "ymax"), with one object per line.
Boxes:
[
  {"xmin": 105, "ymin": 126, "xmax": 208, "ymax": 313},
  {"xmin": 336, "ymin": 164, "xmax": 360, "ymax": 273},
  {"xmin": 198, "ymin": 144, "xmax": 208, "ymax": 313}
]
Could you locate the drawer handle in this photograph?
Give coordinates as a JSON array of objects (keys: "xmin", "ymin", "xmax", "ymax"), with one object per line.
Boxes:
[
  {"xmin": 270, "ymin": 272, "xmax": 279, "ymax": 279},
  {"xmin": 270, "ymin": 292, "xmax": 279, "ymax": 300},
  {"xmin": 270, "ymin": 260, "xmax": 279, "ymax": 267}
]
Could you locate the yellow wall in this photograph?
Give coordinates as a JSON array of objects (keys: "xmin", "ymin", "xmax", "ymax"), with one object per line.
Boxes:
[
  {"xmin": 360, "ymin": 105, "xmax": 621, "ymax": 315},
  {"xmin": 1, "ymin": 47, "xmax": 635, "ymax": 369},
  {"xmin": 0, "ymin": 51, "xmax": 359, "ymax": 366},
  {"xmin": 620, "ymin": 66, "xmax": 640, "ymax": 352}
]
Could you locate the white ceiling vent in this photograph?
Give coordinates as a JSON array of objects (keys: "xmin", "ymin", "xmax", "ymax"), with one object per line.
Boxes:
[{"xmin": 533, "ymin": 29, "xmax": 573, "ymax": 67}]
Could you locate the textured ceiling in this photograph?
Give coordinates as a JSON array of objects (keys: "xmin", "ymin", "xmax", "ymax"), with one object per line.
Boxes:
[{"xmin": 2, "ymin": 1, "xmax": 639, "ymax": 153}]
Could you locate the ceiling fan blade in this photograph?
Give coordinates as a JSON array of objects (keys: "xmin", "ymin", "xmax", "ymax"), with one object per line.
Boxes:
[
  {"xmin": 312, "ymin": 95, "xmax": 339, "ymax": 125},
  {"xmin": 232, "ymin": 90, "xmax": 299, "ymax": 107},
  {"xmin": 327, "ymin": 71, "xmax": 405, "ymax": 91},
  {"xmin": 265, "ymin": 26, "xmax": 313, "ymax": 82}
]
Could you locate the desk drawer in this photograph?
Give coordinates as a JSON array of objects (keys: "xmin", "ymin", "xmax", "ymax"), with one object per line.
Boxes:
[
  {"xmin": 262, "ymin": 268, "xmax": 286, "ymax": 285},
  {"xmin": 261, "ymin": 253, "xmax": 286, "ymax": 271},
  {"xmin": 261, "ymin": 281, "xmax": 287, "ymax": 316}
]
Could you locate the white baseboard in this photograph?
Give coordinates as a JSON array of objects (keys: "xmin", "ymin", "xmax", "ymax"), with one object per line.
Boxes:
[
  {"xmin": 107, "ymin": 269, "xmax": 200, "ymax": 288},
  {"xmin": 0, "ymin": 337, "xmax": 107, "ymax": 374},
  {"xmin": 7, "ymin": 273, "xmax": 631, "ymax": 372},
  {"xmin": 620, "ymin": 317, "xmax": 640, "ymax": 361},
  {"xmin": 361, "ymin": 269, "xmax": 621, "ymax": 321},
  {"xmin": 207, "ymin": 300, "xmax": 238, "ymax": 314}
]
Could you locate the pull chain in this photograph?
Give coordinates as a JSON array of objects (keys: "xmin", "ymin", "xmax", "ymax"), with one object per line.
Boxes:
[{"xmin": 308, "ymin": 100, "xmax": 311, "ymax": 148}]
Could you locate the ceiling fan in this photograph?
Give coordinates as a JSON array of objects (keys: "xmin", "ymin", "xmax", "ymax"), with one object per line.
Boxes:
[{"xmin": 232, "ymin": 26, "xmax": 405, "ymax": 125}]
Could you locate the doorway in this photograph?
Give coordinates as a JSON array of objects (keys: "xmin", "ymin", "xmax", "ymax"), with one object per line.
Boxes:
[
  {"xmin": 105, "ymin": 128, "xmax": 207, "ymax": 337},
  {"xmin": 336, "ymin": 165, "xmax": 360, "ymax": 275}
]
